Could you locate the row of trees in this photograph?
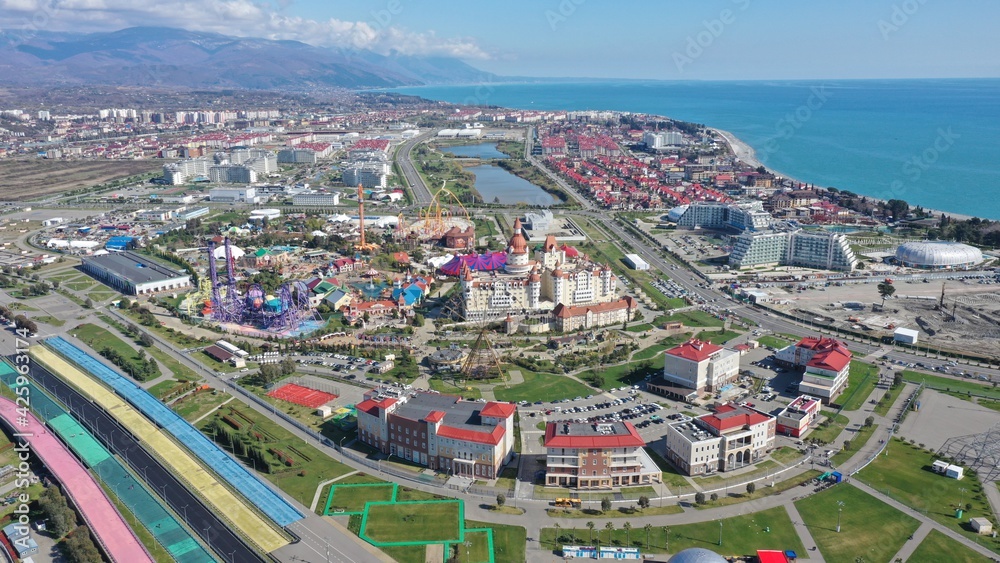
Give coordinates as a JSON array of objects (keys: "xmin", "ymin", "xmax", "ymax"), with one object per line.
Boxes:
[
  {"xmin": 99, "ymin": 346, "xmax": 159, "ymax": 381},
  {"xmin": 254, "ymin": 358, "xmax": 298, "ymax": 385}
]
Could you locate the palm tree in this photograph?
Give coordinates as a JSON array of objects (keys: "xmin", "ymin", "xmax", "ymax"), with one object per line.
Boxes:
[
  {"xmin": 644, "ymin": 523, "xmax": 652, "ymax": 551},
  {"xmin": 553, "ymin": 522, "xmax": 561, "ymax": 544},
  {"xmin": 623, "ymin": 521, "xmax": 632, "ymax": 547},
  {"xmin": 587, "ymin": 521, "xmax": 595, "ymax": 544},
  {"xmin": 605, "ymin": 521, "xmax": 615, "ymax": 545}
]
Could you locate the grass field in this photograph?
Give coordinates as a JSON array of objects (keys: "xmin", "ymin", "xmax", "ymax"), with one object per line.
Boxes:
[
  {"xmin": 452, "ymin": 529, "xmax": 491, "ymax": 563},
  {"xmin": 172, "ymin": 390, "xmax": 230, "ymax": 422},
  {"xmin": 325, "ymin": 483, "xmax": 397, "ymax": 514},
  {"xmin": 72, "ymin": 322, "xmax": 158, "ymax": 380},
  {"xmin": 541, "ymin": 505, "xmax": 803, "ymax": 555},
  {"xmin": 666, "ymin": 310, "xmax": 726, "ymax": 327},
  {"xmin": 576, "ymin": 355, "xmax": 662, "ymax": 390},
  {"xmin": 0, "ymin": 159, "xmax": 161, "ymax": 200},
  {"xmin": 756, "ymin": 335, "xmax": 793, "ymax": 349},
  {"xmin": 427, "ymin": 377, "xmax": 482, "ymax": 400},
  {"xmin": 796, "ymin": 484, "xmax": 920, "ymax": 563},
  {"xmin": 644, "ymin": 447, "xmax": 692, "ymax": 490},
  {"xmin": 468, "ymin": 520, "xmax": 526, "ymax": 563},
  {"xmin": 148, "ymin": 379, "xmax": 182, "ymax": 399},
  {"xmin": 857, "ymin": 438, "xmax": 1000, "ymax": 554},
  {"xmin": 493, "ymin": 369, "xmax": 593, "ymax": 403},
  {"xmin": 830, "ymin": 423, "xmax": 878, "ymax": 465},
  {"xmin": 873, "ymin": 383, "xmax": 902, "ymax": 416},
  {"xmin": 839, "ymin": 362, "xmax": 878, "ymax": 411},
  {"xmin": 701, "ymin": 330, "xmax": 743, "ymax": 345},
  {"xmin": 361, "ymin": 501, "xmax": 462, "ymax": 544},
  {"xmin": 693, "ymin": 470, "xmax": 823, "ymax": 509},
  {"xmin": 901, "ymin": 370, "xmax": 1000, "ymax": 401},
  {"xmin": 909, "ymin": 529, "xmax": 988, "ymax": 563},
  {"xmin": 770, "ymin": 446, "xmax": 803, "ymax": 465},
  {"xmin": 33, "ymin": 315, "xmax": 66, "ymax": 327},
  {"xmin": 807, "ymin": 411, "xmax": 850, "ymax": 444}
]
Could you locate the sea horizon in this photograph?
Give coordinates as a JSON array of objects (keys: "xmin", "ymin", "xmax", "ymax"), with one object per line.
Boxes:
[{"xmin": 391, "ymin": 77, "xmax": 1000, "ymax": 221}]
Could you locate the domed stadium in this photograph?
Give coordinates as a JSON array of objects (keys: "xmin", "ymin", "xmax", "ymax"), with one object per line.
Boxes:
[
  {"xmin": 894, "ymin": 241, "xmax": 984, "ymax": 269},
  {"xmin": 667, "ymin": 547, "xmax": 728, "ymax": 563}
]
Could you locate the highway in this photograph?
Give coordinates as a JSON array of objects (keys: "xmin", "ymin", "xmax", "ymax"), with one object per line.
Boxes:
[{"xmin": 396, "ymin": 131, "xmax": 436, "ymax": 206}]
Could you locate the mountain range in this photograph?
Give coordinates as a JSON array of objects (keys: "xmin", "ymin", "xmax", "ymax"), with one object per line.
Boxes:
[{"xmin": 0, "ymin": 27, "xmax": 496, "ymax": 89}]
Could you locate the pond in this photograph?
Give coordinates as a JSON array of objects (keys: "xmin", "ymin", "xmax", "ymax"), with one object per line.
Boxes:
[
  {"xmin": 440, "ymin": 142, "xmax": 509, "ymax": 159},
  {"xmin": 468, "ymin": 164, "xmax": 560, "ymax": 206}
]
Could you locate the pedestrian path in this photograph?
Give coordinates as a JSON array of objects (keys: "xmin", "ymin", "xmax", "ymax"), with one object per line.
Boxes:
[{"xmin": 784, "ymin": 503, "xmax": 824, "ymax": 562}]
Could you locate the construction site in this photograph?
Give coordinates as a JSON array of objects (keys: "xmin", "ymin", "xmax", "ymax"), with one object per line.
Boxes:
[{"xmin": 764, "ymin": 274, "xmax": 1000, "ymax": 358}]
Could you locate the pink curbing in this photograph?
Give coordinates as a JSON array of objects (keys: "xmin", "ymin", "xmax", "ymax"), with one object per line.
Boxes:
[{"xmin": 0, "ymin": 397, "xmax": 152, "ymax": 563}]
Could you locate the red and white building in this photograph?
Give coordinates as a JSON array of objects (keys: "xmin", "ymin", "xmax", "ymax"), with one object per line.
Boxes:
[
  {"xmin": 665, "ymin": 404, "xmax": 776, "ymax": 476},
  {"xmin": 659, "ymin": 338, "xmax": 741, "ymax": 393},
  {"xmin": 775, "ymin": 395, "xmax": 822, "ymax": 437},
  {"xmin": 776, "ymin": 337, "xmax": 852, "ymax": 403},
  {"xmin": 543, "ymin": 422, "xmax": 661, "ymax": 489},
  {"xmin": 356, "ymin": 391, "xmax": 516, "ymax": 479}
]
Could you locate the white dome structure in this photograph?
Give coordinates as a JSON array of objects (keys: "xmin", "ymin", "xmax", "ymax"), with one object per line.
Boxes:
[
  {"xmin": 895, "ymin": 241, "xmax": 983, "ymax": 269},
  {"xmin": 667, "ymin": 548, "xmax": 728, "ymax": 563}
]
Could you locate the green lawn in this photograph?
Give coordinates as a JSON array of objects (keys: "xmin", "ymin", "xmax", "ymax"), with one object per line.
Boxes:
[
  {"xmin": 362, "ymin": 501, "xmax": 462, "ymax": 544},
  {"xmin": 856, "ymin": 438, "xmax": 1000, "ymax": 554},
  {"xmin": 325, "ymin": 483, "xmax": 397, "ymax": 514},
  {"xmin": 33, "ymin": 315, "xmax": 66, "ymax": 327},
  {"xmin": 807, "ymin": 411, "xmax": 850, "ymax": 444},
  {"xmin": 666, "ymin": 310, "xmax": 726, "ymax": 327},
  {"xmin": 795, "ymin": 484, "xmax": 920, "ymax": 563},
  {"xmin": 756, "ymin": 335, "xmax": 793, "ymax": 350},
  {"xmin": 172, "ymin": 390, "xmax": 230, "ymax": 421},
  {"xmin": 541, "ymin": 505, "xmax": 803, "ymax": 555},
  {"xmin": 493, "ymin": 369, "xmax": 593, "ymax": 403},
  {"xmin": 644, "ymin": 447, "xmax": 692, "ymax": 490},
  {"xmin": 467, "ymin": 520, "xmax": 526, "ymax": 563},
  {"xmin": 770, "ymin": 446, "xmax": 803, "ymax": 465},
  {"xmin": 901, "ymin": 370, "xmax": 1000, "ymax": 401},
  {"xmin": 700, "ymin": 330, "xmax": 742, "ymax": 345},
  {"xmin": 427, "ymin": 377, "xmax": 482, "ymax": 400},
  {"xmin": 452, "ymin": 529, "xmax": 491, "ymax": 563},
  {"xmin": 909, "ymin": 529, "xmax": 988, "ymax": 563},
  {"xmin": 576, "ymin": 356, "xmax": 662, "ymax": 390},
  {"xmin": 693, "ymin": 470, "xmax": 823, "ymax": 509},
  {"xmin": 830, "ymin": 424, "xmax": 878, "ymax": 465},
  {"xmin": 633, "ymin": 344, "xmax": 667, "ymax": 361},
  {"xmin": 148, "ymin": 379, "xmax": 182, "ymax": 399},
  {"xmin": 839, "ymin": 362, "xmax": 879, "ymax": 411},
  {"xmin": 873, "ymin": 383, "xmax": 902, "ymax": 416}
]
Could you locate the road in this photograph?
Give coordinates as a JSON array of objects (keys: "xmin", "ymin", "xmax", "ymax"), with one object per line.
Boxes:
[{"xmin": 396, "ymin": 131, "xmax": 436, "ymax": 206}]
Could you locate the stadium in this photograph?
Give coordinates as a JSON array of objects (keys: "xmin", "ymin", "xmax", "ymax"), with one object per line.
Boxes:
[{"xmin": 894, "ymin": 240, "xmax": 984, "ymax": 269}]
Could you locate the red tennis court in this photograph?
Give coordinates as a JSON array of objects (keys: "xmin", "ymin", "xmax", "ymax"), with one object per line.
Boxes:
[{"xmin": 267, "ymin": 383, "xmax": 338, "ymax": 408}]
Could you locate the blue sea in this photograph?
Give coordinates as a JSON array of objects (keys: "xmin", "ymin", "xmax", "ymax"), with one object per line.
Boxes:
[{"xmin": 392, "ymin": 79, "xmax": 1000, "ymax": 219}]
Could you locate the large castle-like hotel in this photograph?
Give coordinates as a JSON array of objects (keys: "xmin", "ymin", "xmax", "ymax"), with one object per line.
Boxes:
[{"xmin": 461, "ymin": 218, "xmax": 636, "ymax": 332}]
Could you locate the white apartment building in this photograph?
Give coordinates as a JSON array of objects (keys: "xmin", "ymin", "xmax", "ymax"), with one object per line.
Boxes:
[
  {"xmin": 665, "ymin": 404, "xmax": 776, "ymax": 476},
  {"xmin": 677, "ymin": 201, "xmax": 773, "ymax": 232},
  {"xmin": 208, "ymin": 186, "xmax": 258, "ymax": 203},
  {"xmin": 729, "ymin": 229, "xmax": 857, "ymax": 271},
  {"xmin": 162, "ymin": 158, "xmax": 210, "ymax": 185},
  {"xmin": 643, "ymin": 130, "xmax": 685, "ymax": 149},
  {"xmin": 544, "ymin": 422, "xmax": 660, "ymax": 489},
  {"xmin": 209, "ymin": 164, "xmax": 257, "ymax": 184},
  {"xmin": 660, "ymin": 338, "xmax": 741, "ymax": 393},
  {"xmin": 776, "ymin": 337, "xmax": 853, "ymax": 403}
]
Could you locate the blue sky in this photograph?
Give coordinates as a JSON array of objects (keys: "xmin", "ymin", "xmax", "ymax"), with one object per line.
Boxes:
[{"xmin": 1, "ymin": 0, "xmax": 997, "ymax": 79}]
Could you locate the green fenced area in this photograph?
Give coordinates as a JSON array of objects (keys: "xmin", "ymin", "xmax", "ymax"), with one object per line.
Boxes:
[
  {"xmin": 445, "ymin": 529, "xmax": 493, "ymax": 563},
  {"xmin": 359, "ymin": 500, "xmax": 464, "ymax": 546},
  {"xmin": 856, "ymin": 438, "xmax": 1000, "ymax": 554},
  {"xmin": 901, "ymin": 370, "xmax": 1000, "ymax": 401},
  {"xmin": 323, "ymin": 483, "xmax": 398, "ymax": 515},
  {"xmin": 909, "ymin": 529, "xmax": 989, "ymax": 563},
  {"xmin": 795, "ymin": 484, "xmax": 920, "ymax": 563}
]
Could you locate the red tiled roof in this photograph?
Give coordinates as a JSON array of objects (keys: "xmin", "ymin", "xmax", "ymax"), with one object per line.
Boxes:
[
  {"xmin": 424, "ymin": 410, "xmax": 446, "ymax": 423},
  {"xmin": 807, "ymin": 349, "xmax": 851, "ymax": 373},
  {"xmin": 699, "ymin": 404, "xmax": 770, "ymax": 432},
  {"xmin": 543, "ymin": 422, "xmax": 645, "ymax": 449},
  {"xmin": 436, "ymin": 424, "xmax": 505, "ymax": 446},
  {"xmin": 356, "ymin": 397, "xmax": 397, "ymax": 417},
  {"xmin": 480, "ymin": 402, "xmax": 516, "ymax": 419},
  {"xmin": 552, "ymin": 297, "xmax": 636, "ymax": 319},
  {"xmin": 665, "ymin": 339, "xmax": 722, "ymax": 362}
]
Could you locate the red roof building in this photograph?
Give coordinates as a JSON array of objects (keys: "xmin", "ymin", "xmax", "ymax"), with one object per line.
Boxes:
[
  {"xmin": 354, "ymin": 390, "xmax": 516, "ymax": 479},
  {"xmin": 543, "ymin": 422, "xmax": 661, "ymax": 489},
  {"xmin": 776, "ymin": 337, "xmax": 853, "ymax": 403},
  {"xmin": 665, "ymin": 403, "xmax": 776, "ymax": 476}
]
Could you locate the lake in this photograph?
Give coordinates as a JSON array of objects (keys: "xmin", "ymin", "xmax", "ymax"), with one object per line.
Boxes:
[
  {"xmin": 469, "ymin": 164, "xmax": 559, "ymax": 206},
  {"xmin": 440, "ymin": 142, "xmax": 509, "ymax": 159}
]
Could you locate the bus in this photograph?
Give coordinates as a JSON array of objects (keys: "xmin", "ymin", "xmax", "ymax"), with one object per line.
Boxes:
[{"xmin": 553, "ymin": 498, "xmax": 582, "ymax": 508}]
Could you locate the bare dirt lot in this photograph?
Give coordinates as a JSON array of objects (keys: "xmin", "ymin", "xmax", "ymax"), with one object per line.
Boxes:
[{"xmin": 0, "ymin": 159, "xmax": 161, "ymax": 201}]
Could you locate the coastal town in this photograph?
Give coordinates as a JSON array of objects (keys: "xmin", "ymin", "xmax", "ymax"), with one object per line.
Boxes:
[{"xmin": 0, "ymin": 88, "xmax": 997, "ymax": 563}]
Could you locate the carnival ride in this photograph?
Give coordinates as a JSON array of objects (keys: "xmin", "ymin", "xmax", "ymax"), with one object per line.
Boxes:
[
  {"xmin": 204, "ymin": 237, "xmax": 318, "ymax": 332},
  {"xmin": 354, "ymin": 184, "xmax": 381, "ymax": 253},
  {"xmin": 409, "ymin": 183, "xmax": 474, "ymax": 240}
]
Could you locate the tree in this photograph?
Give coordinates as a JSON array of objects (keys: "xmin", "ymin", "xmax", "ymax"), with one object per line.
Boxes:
[
  {"xmin": 695, "ymin": 492, "xmax": 706, "ymax": 505},
  {"xmin": 746, "ymin": 482, "xmax": 756, "ymax": 496},
  {"xmin": 644, "ymin": 523, "xmax": 652, "ymax": 551},
  {"xmin": 710, "ymin": 492, "xmax": 718, "ymax": 502},
  {"xmin": 885, "ymin": 199, "xmax": 910, "ymax": 220},
  {"xmin": 586, "ymin": 521, "xmax": 595, "ymax": 543},
  {"xmin": 495, "ymin": 493, "xmax": 505, "ymax": 508},
  {"xmin": 864, "ymin": 416, "xmax": 875, "ymax": 428},
  {"xmin": 604, "ymin": 521, "xmax": 614, "ymax": 545},
  {"xmin": 412, "ymin": 313, "xmax": 425, "ymax": 327},
  {"xmin": 623, "ymin": 521, "xmax": 632, "ymax": 547},
  {"xmin": 843, "ymin": 440, "xmax": 853, "ymax": 451},
  {"xmin": 601, "ymin": 497, "xmax": 612, "ymax": 513},
  {"xmin": 877, "ymin": 282, "xmax": 896, "ymax": 307},
  {"xmin": 13, "ymin": 315, "xmax": 37, "ymax": 335},
  {"xmin": 258, "ymin": 363, "xmax": 282, "ymax": 384},
  {"xmin": 893, "ymin": 373, "xmax": 903, "ymax": 387},
  {"xmin": 138, "ymin": 332, "xmax": 154, "ymax": 347},
  {"xmin": 636, "ymin": 495, "xmax": 650, "ymax": 511},
  {"xmin": 84, "ymin": 297, "xmax": 94, "ymax": 309}
]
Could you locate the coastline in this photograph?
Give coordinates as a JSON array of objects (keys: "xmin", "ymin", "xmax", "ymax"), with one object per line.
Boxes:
[{"xmin": 709, "ymin": 127, "xmax": 976, "ymax": 222}]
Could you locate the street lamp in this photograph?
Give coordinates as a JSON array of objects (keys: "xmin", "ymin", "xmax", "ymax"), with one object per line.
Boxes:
[
  {"xmin": 718, "ymin": 520, "xmax": 723, "ymax": 546},
  {"xmin": 959, "ymin": 487, "xmax": 967, "ymax": 510},
  {"xmin": 836, "ymin": 500, "xmax": 845, "ymax": 533}
]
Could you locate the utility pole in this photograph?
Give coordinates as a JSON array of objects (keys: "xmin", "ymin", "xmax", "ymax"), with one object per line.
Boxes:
[{"xmin": 836, "ymin": 500, "xmax": 845, "ymax": 533}]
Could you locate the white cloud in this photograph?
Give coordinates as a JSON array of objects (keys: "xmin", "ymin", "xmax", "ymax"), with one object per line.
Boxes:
[{"xmin": 0, "ymin": 0, "xmax": 488, "ymax": 58}]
